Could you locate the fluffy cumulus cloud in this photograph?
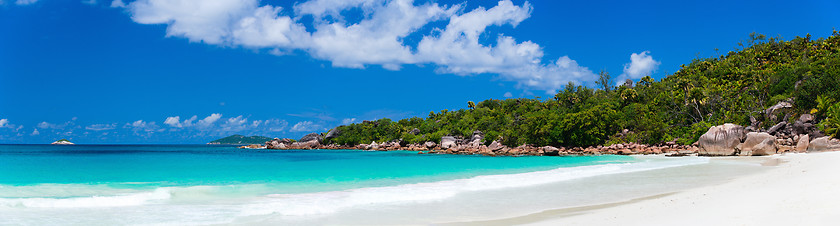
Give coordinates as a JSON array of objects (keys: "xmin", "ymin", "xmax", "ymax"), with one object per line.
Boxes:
[
  {"xmin": 0, "ymin": 119, "xmax": 9, "ymax": 128},
  {"xmin": 123, "ymin": 0, "xmax": 598, "ymax": 93},
  {"xmin": 197, "ymin": 113, "xmax": 222, "ymax": 128},
  {"xmin": 220, "ymin": 115, "xmax": 249, "ymax": 132},
  {"xmin": 164, "ymin": 115, "xmax": 197, "ymax": 128},
  {"xmin": 621, "ymin": 51, "xmax": 660, "ymax": 80},
  {"xmin": 126, "ymin": 120, "xmax": 161, "ymax": 132},
  {"xmin": 162, "ymin": 114, "xmax": 289, "ymax": 135}
]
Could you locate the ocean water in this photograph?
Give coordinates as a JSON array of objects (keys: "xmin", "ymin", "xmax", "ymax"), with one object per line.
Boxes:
[{"xmin": 0, "ymin": 144, "xmax": 764, "ymax": 225}]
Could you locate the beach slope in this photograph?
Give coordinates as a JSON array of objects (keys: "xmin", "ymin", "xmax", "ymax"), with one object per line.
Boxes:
[{"xmin": 530, "ymin": 152, "xmax": 840, "ymax": 226}]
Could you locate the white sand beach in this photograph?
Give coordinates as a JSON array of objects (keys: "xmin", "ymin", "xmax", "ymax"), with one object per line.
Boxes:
[{"xmin": 520, "ymin": 152, "xmax": 840, "ymax": 226}]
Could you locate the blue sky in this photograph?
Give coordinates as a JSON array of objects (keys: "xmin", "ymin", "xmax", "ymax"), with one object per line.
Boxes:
[{"xmin": 1, "ymin": 0, "xmax": 838, "ymax": 144}]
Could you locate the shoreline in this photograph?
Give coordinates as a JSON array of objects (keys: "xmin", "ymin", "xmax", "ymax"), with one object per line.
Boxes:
[{"xmin": 457, "ymin": 151, "xmax": 840, "ymax": 226}]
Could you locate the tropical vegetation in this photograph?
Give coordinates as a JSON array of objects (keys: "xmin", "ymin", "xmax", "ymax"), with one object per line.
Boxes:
[{"xmin": 327, "ymin": 30, "xmax": 840, "ymax": 147}]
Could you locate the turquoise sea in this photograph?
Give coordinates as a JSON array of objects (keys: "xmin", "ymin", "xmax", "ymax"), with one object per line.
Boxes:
[{"xmin": 0, "ymin": 144, "xmax": 756, "ymax": 225}]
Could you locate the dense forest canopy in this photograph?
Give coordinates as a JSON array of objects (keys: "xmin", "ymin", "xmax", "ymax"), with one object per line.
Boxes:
[{"xmin": 327, "ymin": 31, "xmax": 840, "ymax": 148}]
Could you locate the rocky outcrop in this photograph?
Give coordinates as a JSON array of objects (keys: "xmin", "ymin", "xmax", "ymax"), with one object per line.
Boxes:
[
  {"xmin": 424, "ymin": 141, "xmax": 437, "ymax": 149},
  {"xmin": 807, "ymin": 137, "xmax": 840, "ymax": 152},
  {"xmin": 288, "ymin": 140, "xmax": 319, "ymax": 149},
  {"xmin": 767, "ymin": 122, "xmax": 786, "ymax": 135},
  {"xmin": 409, "ymin": 128, "xmax": 421, "ymax": 135},
  {"xmin": 795, "ymin": 134, "xmax": 810, "ymax": 152},
  {"xmin": 737, "ymin": 132, "xmax": 776, "ymax": 156},
  {"xmin": 488, "ymin": 140, "xmax": 505, "ymax": 151},
  {"xmin": 324, "ymin": 128, "xmax": 341, "ymax": 140},
  {"xmin": 270, "ymin": 133, "xmax": 324, "ymax": 150},
  {"xmin": 541, "ymin": 146, "xmax": 560, "ymax": 156},
  {"xmin": 440, "ymin": 136, "xmax": 457, "ymax": 149},
  {"xmin": 765, "ymin": 100, "xmax": 793, "ymax": 121},
  {"xmin": 698, "ymin": 124, "xmax": 746, "ymax": 156},
  {"xmin": 238, "ymin": 144, "xmax": 263, "ymax": 149},
  {"xmin": 299, "ymin": 133, "xmax": 323, "ymax": 144},
  {"xmin": 265, "ymin": 138, "xmax": 293, "ymax": 149}
]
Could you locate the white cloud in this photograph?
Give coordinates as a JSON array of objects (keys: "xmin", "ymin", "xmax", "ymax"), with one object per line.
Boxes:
[
  {"xmin": 126, "ymin": 120, "xmax": 160, "ymax": 132},
  {"xmin": 164, "ymin": 116, "xmax": 181, "ymax": 127},
  {"xmin": 621, "ymin": 51, "xmax": 660, "ymax": 79},
  {"xmin": 0, "ymin": 119, "xmax": 9, "ymax": 128},
  {"xmin": 503, "ymin": 92, "xmax": 513, "ymax": 98},
  {"xmin": 122, "ymin": 0, "xmax": 598, "ymax": 93},
  {"xmin": 31, "ymin": 128, "xmax": 39, "ymax": 136},
  {"xmin": 82, "ymin": 0, "xmax": 97, "ymax": 5},
  {"xmin": 15, "ymin": 0, "xmax": 37, "ymax": 5},
  {"xmin": 38, "ymin": 121, "xmax": 66, "ymax": 129},
  {"xmin": 341, "ymin": 118, "xmax": 357, "ymax": 125},
  {"xmin": 290, "ymin": 121, "xmax": 321, "ymax": 132},
  {"xmin": 262, "ymin": 119, "xmax": 288, "ymax": 132},
  {"xmin": 129, "ymin": 0, "xmax": 309, "ymax": 48},
  {"xmin": 197, "ymin": 113, "xmax": 222, "ymax": 128},
  {"xmin": 220, "ymin": 115, "xmax": 249, "ymax": 132},
  {"xmin": 86, "ymin": 124, "xmax": 117, "ymax": 131},
  {"xmin": 110, "ymin": 0, "xmax": 125, "ymax": 8}
]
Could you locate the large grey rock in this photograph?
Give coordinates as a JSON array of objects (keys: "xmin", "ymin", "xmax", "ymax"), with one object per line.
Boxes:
[
  {"xmin": 795, "ymin": 134, "xmax": 810, "ymax": 152},
  {"xmin": 324, "ymin": 128, "xmax": 341, "ymax": 140},
  {"xmin": 299, "ymin": 133, "xmax": 323, "ymax": 143},
  {"xmin": 622, "ymin": 79, "xmax": 634, "ymax": 88},
  {"xmin": 541, "ymin": 146, "xmax": 560, "ymax": 156},
  {"xmin": 266, "ymin": 138, "xmax": 294, "ymax": 149},
  {"xmin": 698, "ymin": 123, "xmax": 746, "ymax": 156},
  {"xmin": 765, "ymin": 101, "xmax": 792, "ymax": 119},
  {"xmin": 488, "ymin": 140, "xmax": 505, "ymax": 151},
  {"xmin": 466, "ymin": 139, "xmax": 482, "ymax": 148},
  {"xmin": 423, "ymin": 141, "xmax": 437, "ymax": 149},
  {"xmin": 409, "ymin": 128, "xmax": 421, "ymax": 135},
  {"xmin": 470, "ymin": 130, "xmax": 484, "ymax": 142},
  {"xmin": 767, "ymin": 122, "xmax": 786, "ymax": 135},
  {"xmin": 265, "ymin": 138, "xmax": 287, "ymax": 149},
  {"xmin": 807, "ymin": 137, "xmax": 840, "ymax": 152},
  {"xmin": 440, "ymin": 136, "xmax": 457, "ymax": 149},
  {"xmin": 289, "ymin": 140, "xmax": 319, "ymax": 149},
  {"xmin": 799, "ymin": 114, "xmax": 814, "ymax": 123},
  {"xmin": 737, "ymin": 132, "xmax": 776, "ymax": 156}
]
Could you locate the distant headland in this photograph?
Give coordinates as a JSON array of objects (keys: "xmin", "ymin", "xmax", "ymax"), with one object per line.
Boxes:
[{"xmin": 207, "ymin": 135, "xmax": 273, "ymax": 145}]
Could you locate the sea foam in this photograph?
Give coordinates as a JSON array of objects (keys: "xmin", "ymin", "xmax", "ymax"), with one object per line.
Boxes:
[
  {"xmin": 0, "ymin": 187, "xmax": 171, "ymax": 208},
  {"xmin": 240, "ymin": 156, "xmax": 710, "ymax": 216}
]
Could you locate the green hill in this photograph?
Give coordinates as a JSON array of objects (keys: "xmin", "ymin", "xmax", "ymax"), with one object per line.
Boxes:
[
  {"xmin": 208, "ymin": 135, "xmax": 273, "ymax": 145},
  {"xmin": 325, "ymin": 31, "xmax": 840, "ymax": 147}
]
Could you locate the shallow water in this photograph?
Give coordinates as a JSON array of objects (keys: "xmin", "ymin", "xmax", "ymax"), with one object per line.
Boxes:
[{"xmin": 0, "ymin": 144, "xmax": 765, "ymax": 225}]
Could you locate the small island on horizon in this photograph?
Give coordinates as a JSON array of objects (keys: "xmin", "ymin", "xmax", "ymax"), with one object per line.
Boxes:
[{"xmin": 50, "ymin": 139, "xmax": 74, "ymax": 145}]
